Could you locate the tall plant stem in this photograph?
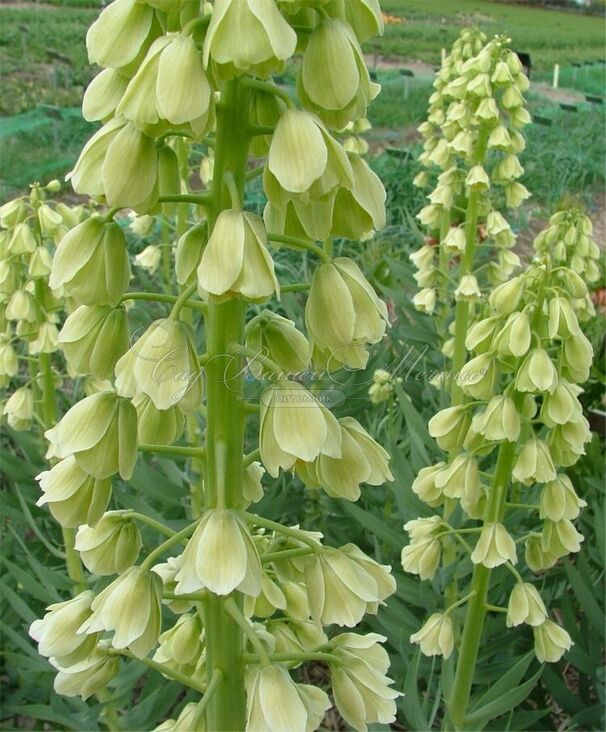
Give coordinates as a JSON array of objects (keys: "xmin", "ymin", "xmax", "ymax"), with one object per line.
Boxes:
[
  {"xmin": 450, "ymin": 126, "xmax": 489, "ymax": 406},
  {"xmin": 445, "ymin": 438, "xmax": 516, "ymax": 730},
  {"xmin": 202, "ymin": 77, "xmax": 251, "ymax": 732},
  {"xmin": 34, "ymin": 279, "xmax": 86, "ymax": 594}
]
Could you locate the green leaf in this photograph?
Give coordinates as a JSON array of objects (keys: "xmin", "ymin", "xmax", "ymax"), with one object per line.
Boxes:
[
  {"xmin": 339, "ymin": 500, "xmax": 403, "ymax": 549},
  {"xmin": 564, "ymin": 558, "xmax": 605, "ymax": 640},
  {"xmin": 469, "ymin": 651, "xmax": 535, "ymax": 712},
  {"xmin": 401, "ymin": 649, "xmax": 430, "ymax": 731},
  {"xmin": 465, "ymin": 666, "xmax": 543, "ymax": 729}
]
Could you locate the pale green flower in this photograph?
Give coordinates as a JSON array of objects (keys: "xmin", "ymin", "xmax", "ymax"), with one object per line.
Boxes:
[
  {"xmin": 36, "ymin": 456, "xmax": 111, "ymax": 529},
  {"xmin": 512, "ymin": 438, "xmax": 557, "ymax": 484},
  {"xmin": 246, "ymin": 310, "xmax": 310, "ymax": 375},
  {"xmin": 82, "ymin": 68, "xmax": 129, "ymax": 122},
  {"xmin": 175, "ymin": 509, "xmax": 262, "ymax": 597},
  {"xmin": 533, "ymin": 620, "xmax": 572, "ymax": 663},
  {"xmin": 245, "ymin": 664, "xmax": 331, "ymax": 732},
  {"xmin": 29, "ymin": 591, "xmax": 97, "ymax": 665},
  {"xmin": 52, "ymin": 643, "xmax": 119, "ymax": 700},
  {"xmin": 3, "ymin": 386, "xmax": 33, "ymax": 431},
  {"xmin": 410, "ymin": 613, "xmax": 454, "ymax": 658},
  {"xmin": 79, "ymin": 566, "xmax": 162, "ymax": 658},
  {"xmin": 539, "ymin": 474, "xmax": 586, "ymax": 522},
  {"xmin": 506, "ymin": 583, "xmax": 547, "ymax": 627},
  {"xmin": 86, "ymin": 0, "xmax": 154, "ymax": 68},
  {"xmin": 471, "ymin": 522, "xmax": 516, "ymax": 568},
  {"xmin": 75, "ymin": 511, "xmax": 142, "ymax": 575}
]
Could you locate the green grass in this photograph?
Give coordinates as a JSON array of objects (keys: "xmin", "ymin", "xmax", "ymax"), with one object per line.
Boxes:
[{"xmin": 373, "ymin": 0, "xmax": 606, "ymax": 69}]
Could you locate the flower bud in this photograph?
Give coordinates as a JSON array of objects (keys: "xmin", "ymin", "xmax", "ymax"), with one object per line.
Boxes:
[
  {"xmin": 471, "ymin": 522, "xmax": 516, "ymax": 568},
  {"xmin": 153, "ymin": 613, "xmax": 204, "ymax": 675},
  {"xmin": 410, "ymin": 613, "xmax": 454, "ymax": 658},
  {"xmin": 50, "ymin": 218, "xmax": 130, "ymax": 307},
  {"xmin": 515, "ymin": 348, "xmax": 558, "ymax": 394},
  {"xmin": 259, "ymin": 381, "xmax": 341, "ymax": 477},
  {"xmin": 533, "ymin": 619, "xmax": 573, "ymax": 663},
  {"xmin": 175, "ymin": 509, "xmax": 262, "ymax": 596},
  {"xmin": 3, "ymin": 386, "xmax": 33, "ymax": 431},
  {"xmin": 121, "ymin": 317, "xmax": 202, "ymax": 412},
  {"xmin": 58, "ymin": 305, "xmax": 129, "ymax": 380},
  {"xmin": 428, "ymin": 405, "xmax": 471, "ymax": 451},
  {"xmin": 540, "ymin": 474, "xmax": 586, "ymax": 522},
  {"xmin": 472, "ymin": 395, "xmax": 521, "ymax": 442},
  {"xmin": 75, "ymin": 511, "xmax": 142, "ymax": 575},
  {"xmin": 489, "ymin": 275, "xmax": 524, "ymax": 314},
  {"xmin": 245, "ymin": 664, "xmax": 331, "ymax": 732},
  {"xmin": 204, "ymin": 0, "xmax": 297, "ymax": 78},
  {"xmin": 53, "ymin": 644, "xmax": 119, "ymax": 700},
  {"xmin": 506, "ymin": 583, "xmax": 547, "ymax": 627},
  {"xmin": 197, "ymin": 209, "xmax": 278, "ymax": 301},
  {"xmin": 45, "ymin": 390, "xmax": 137, "ymax": 480},
  {"xmin": 30, "ymin": 591, "xmax": 97, "ymax": 665},
  {"xmin": 246, "ymin": 310, "xmax": 310, "ymax": 374},
  {"xmin": 306, "ymin": 257, "xmax": 387, "ymax": 369},
  {"xmin": 330, "ymin": 633, "xmax": 399, "ymax": 731},
  {"xmin": 512, "ymin": 438, "xmax": 556, "ymax": 484},
  {"xmin": 79, "ymin": 566, "xmax": 162, "ymax": 658},
  {"xmin": 36, "ymin": 456, "xmax": 112, "ymax": 529},
  {"xmin": 152, "ymin": 556, "xmax": 192, "ymax": 614},
  {"xmin": 305, "ymin": 544, "xmax": 395, "ymax": 627}
]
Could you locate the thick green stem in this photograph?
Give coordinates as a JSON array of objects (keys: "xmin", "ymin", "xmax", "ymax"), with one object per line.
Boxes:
[
  {"xmin": 201, "ymin": 78, "xmax": 251, "ymax": 732},
  {"xmin": 446, "ymin": 438, "xmax": 516, "ymax": 730}
]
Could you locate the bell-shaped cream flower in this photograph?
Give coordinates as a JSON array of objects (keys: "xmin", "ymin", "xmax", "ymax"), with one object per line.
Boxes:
[
  {"xmin": 533, "ymin": 619, "xmax": 573, "ymax": 663},
  {"xmin": 75, "ymin": 511, "xmax": 141, "ymax": 575},
  {"xmin": 175, "ymin": 509, "xmax": 262, "ymax": 596},
  {"xmin": 3, "ymin": 386, "xmax": 34, "ymax": 431},
  {"xmin": 68, "ymin": 118, "xmax": 158, "ymax": 210},
  {"xmin": 539, "ymin": 474, "xmax": 586, "ymax": 522},
  {"xmin": 298, "ymin": 18, "xmax": 379, "ymax": 129},
  {"xmin": 304, "ymin": 544, "xmax": 395, "ymax": 627},
  {"xmin": 472, "ymin": 395, "xmax": 521, "ymax": 442},
  {"xmin": 454, "ymin": 273, "xmax": 481, "ymax": 302},
  {"xmin": 541, "ymin": 518, "xmax": 584, "ymax": 558},
  {"xmin": 79, "ymin": 566, "xmax": 162, "ymax": 658},
  {"xmin": 134, "ymin": 393, "xmax": 185, "ymax": 446},
  {"xmin": 152, "ymin": 556, "xmax": 193, "ymax": 614},
  {"xmin": 36, "ymin": 456, "xmax": 111, "ymax": 529},
  {"xmin": 28, "ymin": 246, "xmax": 53, "ymax": 278},
  {"xmin": 29, "ymin": 591, "xmax": 97, "ymax": 666},
  {"xmin": 45, "ymin": 390, "xmax": 137, "ymax": 480},
  {"xmin": 266, "ymin": 109, "xmax": 353, "ymax": 200},
  {"xmin": 5, "ymin": 289, "xmax": 37, "ymax": 322},
  {"xmin": 410, "ymin": 613, "xmax": 454, "ymax": 659},
  {"xmin": 134, "ymin": 244, "xmax": 161, "ymax": 274},
  {"xmin": 197, "ymin": 210, "xmax": 279, "ymax": 301},
  {"xmin": 435, "ymin": 453, "xmax": 481, "ymax": 503},
  {"xmin": 0, "ymin": 337, "xmax": 18, "ymax": 378},
  {"xmin": 58, "ymin": 305, "xmax": 129, "ymax": 380},
  {"xmin": 8, "ymin": 221, "xmax": 37, "ymax": 255},
  {"xmin": 29, "ymin": 321, "xmax": 59, "ymax": 356},
  {"xmin": 512, "ymin": 438, "xmax": 557, "ymax": 485},
  {"xmin": 330, "ymin": 633, "xmax": 399, "ymax": 732},
  {"xmin": 50, "ymin": 218, "xmax": 130, "ymax": 307},
  {"xmin": 428, "ymin": 405, "xmax": 471, "ymax": 451},
  {"xmin": 117, "ymin": 34, "xmax": 212, "ymax": 127},
  {"xmin": 152, "ymin": 613, "xmax": 204, "ymax": 676},
  {"xmin": 413, "ymin": 287, "xmax": 436, "ymax": 314},
  {"xmin": 246, "ymin": 310, "xmax": 310, "ymax": 375},
  {"xmin": 306, "ymin": 257, "xmax": 388, "ymax": 369},
  {"xmin": 515, "ymin": 348, "xmax": 558, "ymax": 394},
  {"xmin": 119, "ymin": 317, "xmax": 202, "ymax": 412},
  {"xmin": 401, "ymin": 531, "xmax": 442, "ymax": 581},
  {"xmin": 471, "ymin": 522, "xmax": 516, "ymax": 568},
  {"xmin": 299, "ymin": 416, "xmax": 392, "ymax": 501},
  {"xmin": 86, "ymin": 0, "xmax": 154, "ymax": 68},
  {"xmin": 332, "ymin": 154, "xmax": 386, "ymax": 239},
  {"xmin": 411, "ymin": 463, "xmax": 446, "ymax": 507},
  {"xmin": 246, "ymin": 663, "xmax": 331, "ymax": 732},
  {"xmin": 506, "ymin": 583, "xmax": 547, "ymax": 627},
  {"xmin": 540, "ymin": 380, "xmax": 583, "ymax": 427},
  {"xmin": 259, "ymin": 381, "xmax": 341, "ymax": 477},
  {"xmin": 82, "ymin": 68, "xmax": 129, "ymax": 122},
  {"xmin": 52, "ymin": 643, "xmax": 119, "ymax": 700},
  {"xmin": 204, "ymin": 0, "xmax": 297, "ymax": 78},
  {"xmin": 154, "ymin": 702, "xmax": 201, "ymax": 732}
]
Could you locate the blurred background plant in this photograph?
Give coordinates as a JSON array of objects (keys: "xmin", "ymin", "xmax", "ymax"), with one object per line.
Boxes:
[{"xmin": 1, "ymin": 0, "xmax": 604, "ymax": 730}]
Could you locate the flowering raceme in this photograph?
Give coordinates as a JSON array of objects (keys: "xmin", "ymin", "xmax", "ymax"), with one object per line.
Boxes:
[{"xmin": 24, "ymin": 2, "xmax": 399, "ymax": 730}]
